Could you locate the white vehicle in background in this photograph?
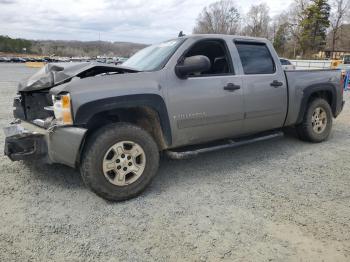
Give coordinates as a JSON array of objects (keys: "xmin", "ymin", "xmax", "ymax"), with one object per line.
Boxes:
[
  {"xmin": 337, "ymin": 54, "xmax": 350, "ymax": 79},
  {"xmin": 115, "ymin": 57, "xmax": 128, "ymax": 65},
  {"xmin": 280, "ymin": 58, "xmax": 296, "ymax": 70}
]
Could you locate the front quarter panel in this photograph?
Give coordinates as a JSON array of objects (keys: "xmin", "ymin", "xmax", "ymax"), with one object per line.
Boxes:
[
  {"xmin": 60, "ymin": 71, "xmax": 172, "ymax": 145},
  {"xmin": 63, "ymin": 71, "xmax": 163, "ymax": 115}
]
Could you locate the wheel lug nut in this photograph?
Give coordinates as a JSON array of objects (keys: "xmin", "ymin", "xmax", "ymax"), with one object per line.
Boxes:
[
  {"xmin": 123, "ymin": 167, "xmax": 127, "ymax": 171},
  {"xmin": 128, "ymin": 162, "xmax": 132, "ymax": 166},
  {"xmin": 121, "ymin": 154, "xmax": 125, "ymax": 158},
  {"xmin": 116, "ymin": 159, "xmax": 120, "ymax": 163},
  {"xmin": 127, "ymin": 156, "xmax": 131, "ymax": 160},
  {"xmin": 117, "ymin": 166, "xmax": 121, "ymax": 170}
]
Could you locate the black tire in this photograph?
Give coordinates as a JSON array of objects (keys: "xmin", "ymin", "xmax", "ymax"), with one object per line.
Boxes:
[
  {"xmin": 296, "ymin": 98, "xmax": 333, "ymax": 143},
  {"xmin": 80, "ymin": 123, "xmax": 159, "ymax": 201}
]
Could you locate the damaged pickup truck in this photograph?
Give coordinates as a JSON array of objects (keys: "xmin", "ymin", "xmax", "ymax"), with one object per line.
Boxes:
[{"xmin": 4, "ymin": 34, "xmax": 345, "ymax": 201}]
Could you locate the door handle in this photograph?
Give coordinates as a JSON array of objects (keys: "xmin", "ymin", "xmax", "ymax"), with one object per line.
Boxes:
[
  {"xmin": 223, "ymin": 83, "xmax": 241, "ymax": 92},
  {"xmin": 270, "ymin": 80, "xmax": 283, "ymax": 88}
]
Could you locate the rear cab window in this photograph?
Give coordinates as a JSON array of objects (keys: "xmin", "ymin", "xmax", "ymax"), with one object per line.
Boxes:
[{"xmin": 235, "ymin": 41, "xmax": 276, "ymax": 75}]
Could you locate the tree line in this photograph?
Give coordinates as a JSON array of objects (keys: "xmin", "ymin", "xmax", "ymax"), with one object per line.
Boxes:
[
  {"xmin": 193, "ymin": 0, "xmax": 350, "ymax": 58},
  {"xmin": 0, "ymin": 36, "xmax": 146, "ymax": 58},
  {"xmin": 0, "ymin": 35, "xmax": 32, "ymax": 54}
]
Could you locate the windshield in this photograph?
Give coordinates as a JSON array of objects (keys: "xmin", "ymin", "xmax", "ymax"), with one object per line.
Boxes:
[{"xmin": 123, "ymin": 39, "xmax": 184, "ymax": 71}]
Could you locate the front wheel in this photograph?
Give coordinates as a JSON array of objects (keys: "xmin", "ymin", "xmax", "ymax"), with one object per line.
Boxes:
[
  {"xmin": 80, "ymin": 123, "xmax": 159, "ymax": 201},
  {"xmin": 296, "ymin": 98, "xmax": 333, "ymax": 143}
]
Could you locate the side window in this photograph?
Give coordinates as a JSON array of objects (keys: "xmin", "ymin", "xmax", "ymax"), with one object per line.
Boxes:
[
  {"xmin": 184, "ymin": 40, "xmax": 233, "ymax": 76},
  {"xmin": 235, "ymin": 42, "xmax": 276, "ymax": 75}
]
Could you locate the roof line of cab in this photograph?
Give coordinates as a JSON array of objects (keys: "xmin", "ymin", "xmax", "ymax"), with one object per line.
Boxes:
[{"xmin": 179, "ymin": 34, "xmax": 269, "ymax": 43}]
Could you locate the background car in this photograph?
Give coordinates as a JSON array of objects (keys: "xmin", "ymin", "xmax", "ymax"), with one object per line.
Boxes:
[
  {"xmin": 280, "ymin": 58, "xmax": 296, "ymax": 70},
  {"xmin": 0, "ymin": 57, "xmax": 11, "ymax": 62},
  {"xmin": 10, "ymin": 57, "xmax": 26, "ymax": 63},
  {"xmin": 115, "ymin": 57, "xmax": 128, "ymax": 65}
]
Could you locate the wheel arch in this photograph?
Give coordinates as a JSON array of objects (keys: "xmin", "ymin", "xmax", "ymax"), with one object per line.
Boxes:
[
  {"xmin": 74, "ymin": 94, "xmax": 172, "ymax": 154},
  {"xmin": 296, "ymin": 83, "xmax": 337, "ymax": 124}
]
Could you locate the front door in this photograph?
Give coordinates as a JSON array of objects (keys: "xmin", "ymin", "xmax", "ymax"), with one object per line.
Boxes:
[{"xmin": 166, "ymin": 39, "xmax": 245, "ymax": 147}]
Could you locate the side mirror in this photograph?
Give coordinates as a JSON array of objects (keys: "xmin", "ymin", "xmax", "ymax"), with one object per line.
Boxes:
[{"xmin": 175, "ymin": 55, "xmax": 211, "ymax": 79}]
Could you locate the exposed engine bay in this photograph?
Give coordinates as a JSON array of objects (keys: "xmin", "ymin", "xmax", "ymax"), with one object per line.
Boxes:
[{"xmin": 14, "ymin": 62, "xmax": 138, "ymax": 126}]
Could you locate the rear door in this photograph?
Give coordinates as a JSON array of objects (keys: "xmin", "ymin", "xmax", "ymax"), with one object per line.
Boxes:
[{"xmin": 234, "ymin": 41, "xmax": 288, "ymax": 133}]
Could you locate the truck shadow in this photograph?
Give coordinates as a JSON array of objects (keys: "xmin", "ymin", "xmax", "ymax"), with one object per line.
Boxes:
[
  {"xmin": 23, "ymin": 161, "xmax": 83, "ymax": 189},
  {"xmin": 21, "ymin": 133, "xmax": 305, "ymax": 197},
  {"xmin": 146, "ymin": 134, "xmax": 304, "ymax": 195}
]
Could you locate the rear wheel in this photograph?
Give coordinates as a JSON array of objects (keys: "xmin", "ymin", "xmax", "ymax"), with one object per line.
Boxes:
[
  {"xmin": 296, "ymin": 98, "xmax": 333, "ymax": 143},
  {"xmin": 80, "ymin": 123, "xmax": 159, "ymax": 201}
]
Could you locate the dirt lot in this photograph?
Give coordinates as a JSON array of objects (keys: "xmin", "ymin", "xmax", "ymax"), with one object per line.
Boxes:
[{"xmin": 0, "ymin": 63, "xmax": 349, "ymax": 261}]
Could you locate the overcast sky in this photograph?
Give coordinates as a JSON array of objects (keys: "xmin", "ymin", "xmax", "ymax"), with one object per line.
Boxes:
[{"xmin": 0, "ymin": 0, "xmax": 293, "ymax": 44}]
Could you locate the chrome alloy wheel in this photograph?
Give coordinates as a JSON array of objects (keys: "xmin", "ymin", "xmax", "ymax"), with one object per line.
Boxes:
[
  {"xmin": 312, "ymin": 107, "xmax": 328, "ymax": 134},
  {"xmin": 102, "ymin": 141, "xmax": 146, "ymax": 186}
]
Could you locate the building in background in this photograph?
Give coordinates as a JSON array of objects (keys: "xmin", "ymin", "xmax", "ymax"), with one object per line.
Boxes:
[{"xmin": 323, "ymin": 24, "xmax": 350, "ymax": 60}]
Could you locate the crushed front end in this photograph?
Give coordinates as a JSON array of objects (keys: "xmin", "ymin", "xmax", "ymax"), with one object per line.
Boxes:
[
  {"xmin": 4, "ymin": 62, "xmax": 134, "ymax": 167},
  {"xmin": 4, "ymin": 122, "xmax": 47, "ymax": 161},
  {"xmin": 4, "ymin": 87, "xmax": 56, "ymax": 163},
  {"xmin": 4, "ymin": 91, "xmax": 87, "ymax": 167},
  {"xmin": 3, "ymin": 63, "xmax": 90, "ymax": 167}
]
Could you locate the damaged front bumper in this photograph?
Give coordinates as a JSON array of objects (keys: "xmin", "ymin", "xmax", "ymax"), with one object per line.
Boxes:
[{"xmin": 4, "ymin": 120, "xmax": 87, "ymax": 168}]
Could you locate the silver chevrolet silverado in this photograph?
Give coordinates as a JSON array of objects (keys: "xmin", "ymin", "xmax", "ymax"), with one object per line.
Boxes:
[{"xmin": 4, "ymin": 34, "xmax": 345, "ymax": 201}]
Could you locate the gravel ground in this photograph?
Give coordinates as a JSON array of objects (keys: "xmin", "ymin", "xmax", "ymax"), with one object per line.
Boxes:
[{"xmin": 0, "ymin": 63, "xmax": 350, "ymax": 262}]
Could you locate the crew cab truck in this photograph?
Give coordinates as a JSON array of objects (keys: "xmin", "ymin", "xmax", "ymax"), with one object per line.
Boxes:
[{"xmin": 4, "ymin": 34, "xmax": 344, "ymax": 201}]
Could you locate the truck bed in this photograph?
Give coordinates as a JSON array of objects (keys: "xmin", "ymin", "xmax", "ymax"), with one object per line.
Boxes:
[{"xmin": 284, "ymin": 69, "xmax": 343, "ymax": 126}]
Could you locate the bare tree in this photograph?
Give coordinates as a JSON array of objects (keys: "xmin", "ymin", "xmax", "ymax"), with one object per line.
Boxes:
[
  {"xmin": 193, "ymin": 0, "xmax": 241, "ymax": 35},
  {"xmin": 272, "ymin": 11, "xmax": 293, "ymax": 56},
  {"xmin": 285, "ymin": 0, "xmax": 311, "ymax": 57},
  {"xmin": 329, "ymin": 0, "xmax": 349, "ymax": 54},
  {"xmin": 270, "ymin": 11, "xmax": 290, "ymax": 41},
  {"xmin": 244, "ymin": 3, "xmax": 271, "ymax": 38}
]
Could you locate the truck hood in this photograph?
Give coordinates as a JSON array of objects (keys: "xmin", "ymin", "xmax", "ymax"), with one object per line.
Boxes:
[{"xmin": 18, "ymin": 62, "xmax": 138, "ymax": 92}]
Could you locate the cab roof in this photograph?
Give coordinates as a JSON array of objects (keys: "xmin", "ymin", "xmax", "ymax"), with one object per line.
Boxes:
[{"xmin": 179, "ymin": 34, "xmax": 270, "ymax": 43}]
